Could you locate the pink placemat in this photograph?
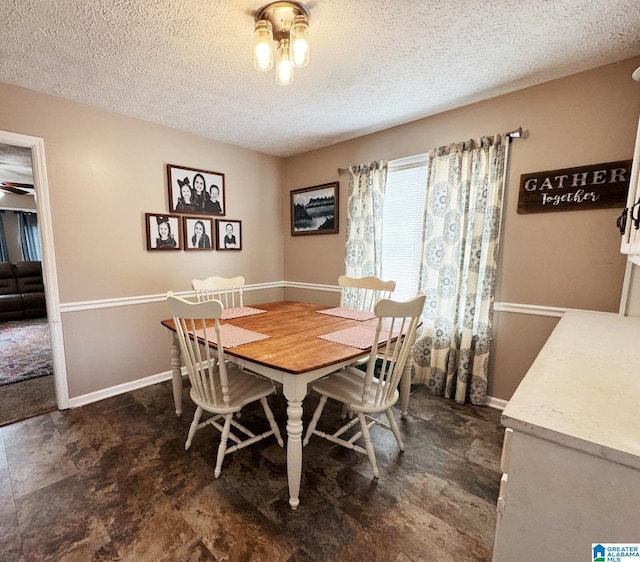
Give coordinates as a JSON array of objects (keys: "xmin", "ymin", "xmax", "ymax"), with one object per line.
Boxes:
[
  {"xmin": 316, "ymin": 307, "xmax": 377, "ymax": 321},
  {"xmin": 318, "ymin": 324, "xmax": 391, "ymax": 349},
  {"xmin": 192, "ymin": 324, "xmax": 270, "ymax": 348},
  {"xmin": 221, "ymin": 306, "xmax": 267, "ymax": 320}
]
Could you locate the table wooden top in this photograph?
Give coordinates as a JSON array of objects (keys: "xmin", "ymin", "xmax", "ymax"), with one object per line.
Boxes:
[{"xmin": 161, "ymin": 300, "xmax": 374, "ymax": 375}]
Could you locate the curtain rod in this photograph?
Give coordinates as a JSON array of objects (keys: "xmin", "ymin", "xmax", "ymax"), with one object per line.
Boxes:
[
  {"xmin": 336, "ymin": 127, "xmax": 524, "ymax": 175},
  {"xmin": 506, "ymin": 127, "xmax": 523, "ymax": 138}
]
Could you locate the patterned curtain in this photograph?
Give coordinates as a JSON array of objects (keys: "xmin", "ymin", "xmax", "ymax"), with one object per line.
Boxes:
[
  {"xmin": 344, "ymin": 162, "xmax": 388, "ymax": 293},
  {"xmin": 0, "ymin": 212, "xmax": 8, "ymax": 262},
  {"xmin": 412, "ymin": 135, "xmax": 507, "ymax": 405},
  {"xmin": 18, "ymin": 211, "xmax": 41, "ymax": 261}
]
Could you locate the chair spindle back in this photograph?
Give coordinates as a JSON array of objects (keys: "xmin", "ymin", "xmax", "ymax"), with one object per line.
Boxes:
[
  {"xmin": 362, "ymin": 294, "xmax": 426, "ymax": 408},
  {"xmin": 192, "ymin": 275, "xmax": 245, "ymax": 308},
  {"xmin": 338, "ymin": 275, "xmax": 396, "ymax": 312},
  {"xmin": 167, "ymin": 293, "xmax": 230, "ymax": 409}
]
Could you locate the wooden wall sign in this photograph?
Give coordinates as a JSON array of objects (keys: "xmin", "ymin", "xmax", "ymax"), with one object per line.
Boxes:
[{"xmin": 517, "ymin": 160, "xmax": 632, "ymax": 214}]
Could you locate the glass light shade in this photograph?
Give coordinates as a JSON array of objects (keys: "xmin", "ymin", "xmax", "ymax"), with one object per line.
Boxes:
[
  {"xmin": 254, "ymin": 19, "xmax": 273, "ymax": 71},
  {"xmin": 276, "ymin": 39, "xmax": 294, "ymax": 85},
  {"xmin": 290, "ymin": 14, "xmax": 309, "ymax": 68}
]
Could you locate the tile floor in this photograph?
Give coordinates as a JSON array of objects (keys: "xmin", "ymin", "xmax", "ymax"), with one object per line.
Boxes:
[{"xmin": 0, "ymin": 381, "xmax": 504, "ymax": 561}]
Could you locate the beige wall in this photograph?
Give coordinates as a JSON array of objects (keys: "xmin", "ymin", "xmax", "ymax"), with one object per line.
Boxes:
[
  {"xmin": 0, "ymin": 84, "xmax": 285, "ymax": 301},
  {"xmin": 0, "ymin": 82, "xmax": 285, "ymax": 398},
  {"xmin": 282, "ymin": 56, "xmax": 640, "ymax": 401}
]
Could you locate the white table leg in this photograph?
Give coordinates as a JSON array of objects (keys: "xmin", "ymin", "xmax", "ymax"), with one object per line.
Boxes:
[
  {"xmin": 400, "ymin": 355, "xmax": 412, "ymax": 418},
  {"xmin": 170, "ymin": 333, "xmax": 183, "ymax": 417},
  {"xmin": 286, "ymin": 399, "xmax": 303, "ymax": 510},
  {"xmin": 282, "ymin": 377, "xmax": 307, "ymax": 510}
]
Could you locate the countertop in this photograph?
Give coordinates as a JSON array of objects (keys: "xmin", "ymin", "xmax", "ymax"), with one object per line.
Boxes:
[{"xmin": 501, "ymin": 310, "xmax": 640, "ymax": 470}]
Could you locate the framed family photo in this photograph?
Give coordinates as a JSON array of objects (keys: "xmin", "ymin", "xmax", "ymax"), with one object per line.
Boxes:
[
  {"xmin": 215, "ymin": 219, "xmax": 242, "ymax": 251},
  {"xmin": 145, "ymin": 213, "xmax": 182, "ymax": 251},
  {"xmin": 167, "ymin": 164, "xmax": 225, "ymax": 216},
  {"xmin": 290, "ymin": 182, "xmax": 339, "ymax": 236},
  {"xmin": 183, "ymin": 217, "xmax": 214, "ymax": 251}
]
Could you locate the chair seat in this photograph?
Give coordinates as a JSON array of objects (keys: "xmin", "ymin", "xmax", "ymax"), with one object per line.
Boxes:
[
  {"xmin": 311, "ymin": 367, "xmax": 399, "ymax": 413},
  {"xmin": 190, "ymin": 365, "xmax": 276, "ymax": 414}
]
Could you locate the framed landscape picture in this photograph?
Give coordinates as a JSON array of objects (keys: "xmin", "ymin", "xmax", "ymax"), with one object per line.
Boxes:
[
  {"xmin": 216, "ymin": 219, "xmax": 242, "ymax": 251},
  {"xmin": 167, "ymin": 164, "xmax": 225, "ymax": 216},
  {"xmin": 183, "ymin": 216, "xmax": 214, "ymax": 251},
  {"xmin": 145, "ymin": 213, "xmax": 182, "ymax": 251},
  {"xmin": 290, "ymin": 182, "xmax": 339, "ymax": 236}
]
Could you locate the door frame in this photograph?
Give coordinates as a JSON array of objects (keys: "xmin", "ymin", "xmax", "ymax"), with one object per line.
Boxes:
[{"xmin": 1, "ymin": 130, "xmax": 69, "ymax": 409}]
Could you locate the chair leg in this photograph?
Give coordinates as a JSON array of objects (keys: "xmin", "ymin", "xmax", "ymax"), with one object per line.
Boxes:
[
  {"xmin": 303, "ymin": 395, "xmax": 327, "ymax": 446},
  {"xmin": 385, "ymin": 408, "xmax": 405, "ymax": 451},
  {"xmin": 185, "ymin": 406, "xmax": 203, "ymax": 450},
  {"xmin": 214, "ymin": 414, "xmax": 233, "ymax": 478},
  {"xmin": 260, "ymin": 397, "xmax": 284, "ymax": 447},
  {"xmin": 357, "ymin": 411, "xmax": 379, "ymax": 479}
]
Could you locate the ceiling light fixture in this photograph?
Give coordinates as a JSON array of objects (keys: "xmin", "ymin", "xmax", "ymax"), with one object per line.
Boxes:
[{"xmin": 254, "ymin": 1, "xmax": 309, "ymax": 85}]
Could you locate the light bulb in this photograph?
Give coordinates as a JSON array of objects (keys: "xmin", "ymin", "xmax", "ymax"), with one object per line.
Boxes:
[
  {"xmin": 290, "ymin": 14, "xmax": 309, "ymax": 68},
  {"xmin": 255, "ymin": 41, "xmax": 272, "ymax": 71},
  {"xmin": 277, "ymin": 59, "xmax": 293, "ymax": 84},
  {"xmin": 254, "ymin": 19, "xmax": 273, "ymax": 71},
  {"xmin": 292, "ymin": 38, "xmax": 308, "ymax": 67},
  {"xmin": 276, "ymin": 39, "xmax": 294, "ymax": 85}
]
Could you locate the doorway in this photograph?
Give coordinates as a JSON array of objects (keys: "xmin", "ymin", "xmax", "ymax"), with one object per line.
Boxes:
[{"xmin": 0, "ymin": 130, "xmax": 68, "ymax": 424}]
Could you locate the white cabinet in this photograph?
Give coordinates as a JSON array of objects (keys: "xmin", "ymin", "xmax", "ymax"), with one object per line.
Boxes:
[
  {"xmin": 620, "ymin": 68, "xmax": 640, "ymax": 264},
  {"xmin": 492, "ymin": 311, "xmax": 640, "ymax": 562}
]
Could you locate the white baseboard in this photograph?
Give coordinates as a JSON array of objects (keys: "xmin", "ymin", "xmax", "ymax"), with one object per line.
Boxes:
[
  {"xmin": 486, "ymin": 395, "xmax": 508, "ymax": 410},
  {"xmin": 68, "ymin": 367, "xmax": 186, "ymax": 409}
]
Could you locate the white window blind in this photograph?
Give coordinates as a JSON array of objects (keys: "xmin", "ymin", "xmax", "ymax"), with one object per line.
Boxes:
[{"xmin": 381, "ymin": 160, "xmax": 428, "ymax": 302}]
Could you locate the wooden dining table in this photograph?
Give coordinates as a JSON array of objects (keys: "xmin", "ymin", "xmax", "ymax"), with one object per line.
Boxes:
[{"xmin": 161, "ymin": 300, "xmax": 413, "ymax": 510}]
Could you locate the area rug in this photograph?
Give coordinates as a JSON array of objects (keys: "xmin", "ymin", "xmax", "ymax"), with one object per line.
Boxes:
[
  {"xmin": 0, "ymin": 375, "xmax": 56, "ymax": 427},
  {"xmin": 0, "ymin": 318, "xmax": 53, "ymax": 386}
]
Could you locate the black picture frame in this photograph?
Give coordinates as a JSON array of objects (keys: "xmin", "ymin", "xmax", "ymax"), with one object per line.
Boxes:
[
  {"xmin": 183, "ymin": 216, "xmax": 214, "ymax": 251},
  {"xmin": 216, "ymin": 219, "xmax": 242, "ymax": 251},
  {"xmin": 290, "ymin": 182, "xmax": 339, "ymax": 236},
  {"xmin": 167, "ymin": 164, "xmax": 225, "ymax": 216},
  {"xmin": 145, "ymin": 213, "xmax": 182, "ymax": 251}
]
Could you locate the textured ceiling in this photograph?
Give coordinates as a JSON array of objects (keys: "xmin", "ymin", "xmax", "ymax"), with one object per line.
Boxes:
[
  {"xmin": 1, "ymin": 0, "xmax": 639, "ymax": 158},
  {"xmin": 0, "ymin": 143, "xmax": 33, "ymax": 183}
]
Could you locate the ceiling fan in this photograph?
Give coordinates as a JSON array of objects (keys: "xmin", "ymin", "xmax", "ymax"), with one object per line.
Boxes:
[{"xmin": 0, "ymin": 182, "xmax": 34, "ymax": 195}]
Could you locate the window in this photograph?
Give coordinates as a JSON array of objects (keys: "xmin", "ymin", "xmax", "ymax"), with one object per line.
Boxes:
[{"xmin": 381, "ymin": 156, "xmax": 428, "ymax": 301}]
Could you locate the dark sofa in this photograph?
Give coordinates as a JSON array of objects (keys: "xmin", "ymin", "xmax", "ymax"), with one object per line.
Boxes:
[{"xmin": 0, "ymin": 261, "xmax": 46, "ymax": 321}]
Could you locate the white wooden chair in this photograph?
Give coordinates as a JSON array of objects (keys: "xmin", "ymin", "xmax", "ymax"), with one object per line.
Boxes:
[
  {"xmin": 167, "ymin": 292, "xmax": 283, "ymax": 478},
  {"xmin": 192, "ymin": 275, "xmax": 245, "ymax": 308},
  {"xmin": 338, "ymin": 275, "xmax": 397, "ymax": 373},
  {"xmin": 338, "ymin": 275, "xmax": 396, "ymax": 312},
  {"xmin": 303, "ymin": 294, "xmax": 426, "ymax": 478}
]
